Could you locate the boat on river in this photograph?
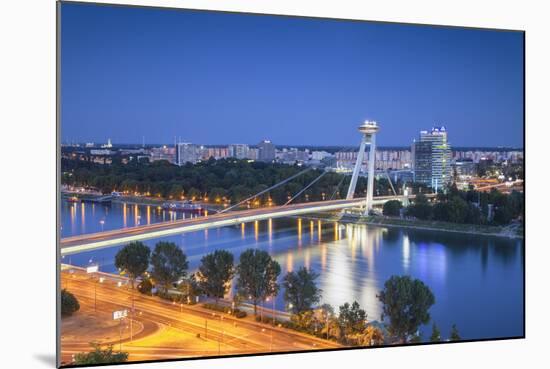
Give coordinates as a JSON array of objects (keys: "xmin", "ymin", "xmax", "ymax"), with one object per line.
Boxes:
[{"xmin": 161, "ymin": 200, "xmax": 204, "ymax": 213}]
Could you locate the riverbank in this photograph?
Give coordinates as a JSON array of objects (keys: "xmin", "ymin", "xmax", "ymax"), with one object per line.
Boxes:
[
  {"xmin": 62, "ymin": 192, "xmax": 224, "ymax": 211},
  {"xmin": 363, "ymin": 216, "xmax": 522, "ymax": 239},
  {"xmin": 298, "ymin": 213, "xmax": 523, "ymax": 239}
]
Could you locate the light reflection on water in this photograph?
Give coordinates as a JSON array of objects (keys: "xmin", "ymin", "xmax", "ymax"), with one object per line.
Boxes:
[
  {"xmin": 403, "ymin": 233, "xmax": 410, "ymax": 272},
  {"xmin": 60, "ymin": 200, "xmax": 523, "ymax": 341}
]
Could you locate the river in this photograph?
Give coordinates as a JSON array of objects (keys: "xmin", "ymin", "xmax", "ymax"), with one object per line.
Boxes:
[{"xmin": 60, "ymin": 199, "xmax": 524, "ymax": 341}]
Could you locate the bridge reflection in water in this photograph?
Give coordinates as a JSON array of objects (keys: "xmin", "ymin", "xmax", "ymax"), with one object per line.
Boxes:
[{"xmin": 60, "ymin": 195, "xmax": 419, "ymax": 255}]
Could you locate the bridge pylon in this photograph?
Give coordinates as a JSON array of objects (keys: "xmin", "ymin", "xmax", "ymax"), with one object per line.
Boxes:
[
  {"xmin": 346, "ymin": 120, "xmax": 379, "ymax": 214},
  {"xmin": 402, "ymin": 186, "xmax": 410, "ymax": 207}
]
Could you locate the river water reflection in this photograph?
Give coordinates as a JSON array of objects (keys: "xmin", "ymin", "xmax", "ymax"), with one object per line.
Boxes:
[{"xmin": 61, "ymin": 200, "xmax": 524, "ymax": 341}]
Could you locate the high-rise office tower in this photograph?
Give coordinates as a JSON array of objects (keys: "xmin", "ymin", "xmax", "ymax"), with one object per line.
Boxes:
[{"xmin": 413, "ymin": 126, "xmax": 452, "ymax": 191}]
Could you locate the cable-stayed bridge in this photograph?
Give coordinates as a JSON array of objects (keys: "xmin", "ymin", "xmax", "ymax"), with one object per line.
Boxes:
[
  {"xmin": 60, "ymin": 120, "xmax": 433, "ymax": 256},
  {"xmin": 60, "ymin": 194, "xmax": 415, "ymax": 255}
]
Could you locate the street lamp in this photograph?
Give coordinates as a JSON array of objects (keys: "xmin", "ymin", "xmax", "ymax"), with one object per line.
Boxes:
[
  {"xmin": 266, "ymin": 296, "xmax": 275, "ymax": 325},
  {"xmin": 86, "ymin": 263, "xmax": 99, "ymax": 313},
  {"xmin": 94, "ymin": 274, "xmax": 97, "ymax": 313},
  {"xmin": 266, "ymin": 296, "xmax": 274, "ymax": 351},
  {"xmin": 326, "ymin": 311, "xmax": 330, "ymax": 340}
]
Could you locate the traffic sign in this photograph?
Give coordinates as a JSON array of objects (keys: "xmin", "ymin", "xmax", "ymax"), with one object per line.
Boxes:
[
  {"xmin": 113, "ymin": 309, "xmax": 128, "ymax": 320},
  {"xmin": 86, "ymin": 265, "xmax": 99, "ymax": 273}
]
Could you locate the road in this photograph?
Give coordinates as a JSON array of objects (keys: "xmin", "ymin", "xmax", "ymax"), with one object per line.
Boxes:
[
  {"xmin": 60, "ymin": 268, "xmax": 340, "ymax": 364},
  {"xmin": 60, "ymin": 196, "xmax": 413, "ymax": 254},
  {"xmin": 474, "ymin": 179, "xmax": 524, "ymax": 193}
]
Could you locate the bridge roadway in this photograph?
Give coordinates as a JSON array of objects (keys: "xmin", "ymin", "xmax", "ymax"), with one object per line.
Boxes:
[{"xmin": 60, "ymin": 195, "xmax": 407, "ymax": 255}]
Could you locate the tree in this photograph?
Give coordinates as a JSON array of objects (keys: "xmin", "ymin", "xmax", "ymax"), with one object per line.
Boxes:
[
  {"xmin": 61, "ymin": 289, "xmax": 80, "ymax": 316},
  {"xmin": 430, "ymin": 323, "xmax": 441, "ymax": 342},
  {"xmin": 115, "ymin": 242, "xmax": 151, "ymax": 326},
  {"xmin": 383, "ymin": 200, "xmax": 403, "ymax": 217},
  {"xmin": 150, "ymin": 242, "xmax": 188, "ymax": 293},
  {"xmin": 73, "ymin": 343, "xmax": 128, "ymax": 365},
  {"xmin": 434, "ymin": 196, "xmax": 469, "ymax": 223},
  {"xmin": 187, "ymin": 187, "xmax": 201, "ymax": 200},
  {"xmin": 362, "ymin": 325, "xmax": 385, "ymax": 346},
  {"xmin": 319, "ymin": 303, "xmax": 335, "ymax": 319},
  {"xmin": 377, "ymin": 275, "xmax": 435, "ymax": 343},
  {"xmin": 115, "ymin": 242, "xmax": 150, "ymax": 290},
  {"xmin": 137, "ymin": 277, "xmax": 153, "ymax": 295},
  {"xmin": 407, "ymin": 193, "xmax": 432, "ymax": 220},
  {"xmin": 290, "ymin": 309, "xmax": 318, "ymax": 332},
  {"xmin": 450, "ymin": 324, "xmax": 461, "ymax": 341},
  {"xmin": 196, "ymin": 250, "xmax": 235, "ymax": 305},
  {"xmin": 177, "ymin": 276, "xmax": 200, "ymax": 304},
  {"xmin": 338, "ymin": 301, "xmax": 367, "ymax": 342},
  {"xmin": 415, "ymin": 192, "xmax": 429, "ymax": 205},
  {"xmin": 168, "ymin": 184, "xmax": 184, "ymax": 199},
  {"xmin": 464, "ymin": 203, "xmax": 482, "ymax": 224},
  {"xmin": 236, "ymin": 248, "xmax": 281, "ymax": 315},
  {"xmin": 409, "ymin": 333, "xmax": 422, "ymax": 343},
  {"xmin": 209, "ymin": 187, "xmax": 227, "ymax": 203},
  {"xmin": 318, "ymin": 303, "xmax": 336, "ymax": 339},
  {"xmin": 283, "ymin": 267, "xmax": 321, "ymax": 314},
  {"xmin": 62, "ymin": 157, "xmax": 361, "ymax": 206}
]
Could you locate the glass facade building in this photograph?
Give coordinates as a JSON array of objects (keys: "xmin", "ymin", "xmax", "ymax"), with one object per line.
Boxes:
[{"xmin": 413, "ymin": 127, "xmax": 452, "ymax": 191}]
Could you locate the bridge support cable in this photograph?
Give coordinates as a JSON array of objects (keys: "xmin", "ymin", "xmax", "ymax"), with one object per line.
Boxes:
[
  {"xmin": 284, "ymin": 171, "xmax": 328, "ymax": 206},
  {"xmin": 218, "ymin": 167, "xmax": 312, "ymax": 214},
  {"xmin": 384, "ymin": 171, "xmax": 398, "ymax": 197},
  {"xmin": 329, "ymin": 174, "xmax": 348, "ymax": 201},
  {"xmin": 324, "ymin": 145, "xmax": 362, "ymax": 200}
]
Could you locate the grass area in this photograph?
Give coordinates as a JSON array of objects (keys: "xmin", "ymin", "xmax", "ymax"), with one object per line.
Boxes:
[
  {"xmin": 202, "ymin": 303, "xmax": 247, "ymax": 318},
  {"xmin": 356, "ymin": 215, "xmax": 523, "ymax": 238},
  {"xmin": 294, "ymin": 210, "xmax": 523, "ymax": 239}
]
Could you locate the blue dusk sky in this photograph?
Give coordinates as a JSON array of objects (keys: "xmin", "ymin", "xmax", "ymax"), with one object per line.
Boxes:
[{"xmin": 60, "ymin": 2, "xmax": 524, "ymax": 147}]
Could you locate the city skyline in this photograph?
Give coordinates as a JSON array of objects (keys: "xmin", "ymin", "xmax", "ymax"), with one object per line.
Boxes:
[
  {"xmin": 61, "ymin": 137, "xmax": 524, "ymax": 150},
  {"xmin": 61, "ymin": 3, "xmax": 524, "ymax": 148}
]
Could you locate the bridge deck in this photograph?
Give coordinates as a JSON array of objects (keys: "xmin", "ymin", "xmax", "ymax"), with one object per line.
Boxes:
[{"xmin": 60, "ymin": 196, "xmax": 406, "ymax": 255}]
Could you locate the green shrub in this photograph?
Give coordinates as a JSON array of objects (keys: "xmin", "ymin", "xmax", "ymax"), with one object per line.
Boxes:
[
  {"xmin": 74, "ymin": 343, "xmax": 128, "ymax": 365},
  {"xmin": 383, "ymin": 200, "xmax": 403, "ymax": 217},
  {"xmin": 61, "ymin": 289, "xmax": 80, "ymax": 316},
  {"xmin": 234, "ymin": 310, "xmax": 247, "ymax": 319}
]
